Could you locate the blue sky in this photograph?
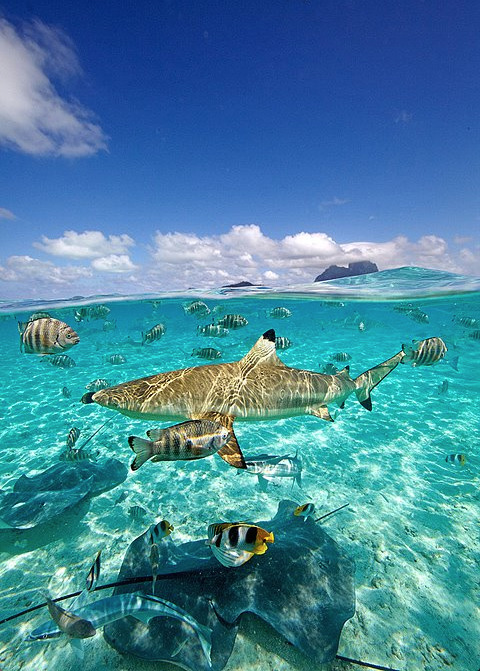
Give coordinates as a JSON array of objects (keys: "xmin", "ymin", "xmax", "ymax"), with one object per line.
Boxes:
[{"xmin": 1, "ymin": 1, "xmax": 479, "ymax": 298}]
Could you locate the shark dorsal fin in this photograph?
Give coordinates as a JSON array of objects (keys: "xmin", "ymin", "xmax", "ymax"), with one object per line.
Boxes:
[{"xmin": 240, "ymin": 330, "xmax": 283, "ymax": 368}]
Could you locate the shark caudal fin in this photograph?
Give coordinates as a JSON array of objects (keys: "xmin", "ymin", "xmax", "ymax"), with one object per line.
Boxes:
[
  {"xmin": 354, "ymin": 350, "xmax": 406, "ymax": 410},
  {"xmin": 192, "ymin": 412, "xmax": 246, "ymax": 469}
]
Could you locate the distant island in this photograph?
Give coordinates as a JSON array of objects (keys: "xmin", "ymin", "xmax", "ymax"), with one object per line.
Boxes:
[
  {"xmin": 314, "ymin": 261, "xmax": 378, "ymax": 282},
  {"xmin": 222, "ymin": 280, "xmax": 255, "ymax": 288}
]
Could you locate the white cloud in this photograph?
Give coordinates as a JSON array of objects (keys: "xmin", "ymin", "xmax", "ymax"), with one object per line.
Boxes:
[
  {"xmin": 394, "ymin": 110, "xmax": 413, "ymax": 124},
  {"xmin": 34, "ymin": 230, "xmax": 135, "ymax": 259},
  {"xmin": 0, "ymin": 207, "xmax": 15, "ymax": 219},
  {"xmin": 0, "ymin": 18, "xmax": 107, "ymax": 157},
  {"xmin": 320, "ymin": 197, "xmax": 349, "ymax": 208},
  {"xmin": 0, "ymin": 255, "xmax": 91, "ymax": 284},
  {"xmin": 453, "ymin": 235, "xmax": 472, "ymax": 245},
  {"xmin": 91, "ymin": 254, "xmax": 138, "ymax": 273}
]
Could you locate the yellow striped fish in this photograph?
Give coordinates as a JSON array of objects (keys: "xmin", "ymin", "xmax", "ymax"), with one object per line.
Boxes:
[
  {"xmin": 206, "ymin": 523, "xmax": 274, "ymax": 567},
  {"xmin": 293, "ymin": 503, "xmax": 316, "ymax": 519}
]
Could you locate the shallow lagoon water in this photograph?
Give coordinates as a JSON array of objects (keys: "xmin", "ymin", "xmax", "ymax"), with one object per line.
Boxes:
[{"xmin": 0, "ymin": 267, "xmax": 479, "ymax": 671}]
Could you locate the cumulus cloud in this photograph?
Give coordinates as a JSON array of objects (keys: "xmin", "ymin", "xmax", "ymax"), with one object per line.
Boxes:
[
  {"xmin": 34, "ymin": 230, "xmax": 135, "ymax": 259},
  {"xmin": 91, "ymin": 254, "xmax": 138, "ymax": 273},
  {"xmin": 0, "ymin": 255, "xmax": 91, "ymax": 284},
  {"xmin": 0, "ymin": 18, "xmax": 107, "ymax": 157},
  {"xmin": 0, "ymin": 207, "xmax": 15, "ymax": 219}
]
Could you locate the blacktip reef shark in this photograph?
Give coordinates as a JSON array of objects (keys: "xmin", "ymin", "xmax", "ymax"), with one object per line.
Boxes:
[{"xmin": 82, "ymin": 328, "xmax": 410, "ymax": 469}]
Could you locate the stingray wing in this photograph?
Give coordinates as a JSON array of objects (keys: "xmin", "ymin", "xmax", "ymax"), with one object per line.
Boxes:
[{"xmin": 190, "ymin": 412, "xmax": 246, "ymax": 469}]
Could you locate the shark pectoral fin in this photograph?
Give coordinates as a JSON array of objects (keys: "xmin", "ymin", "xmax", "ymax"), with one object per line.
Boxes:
[
  {"xmin": 69, "ymin": 638, "xmax": 85, "ymax": 661},
  {"xmin": 310, "ymin": 405, "xmax": 334, "ymax": 422},
  {"xmin": 191, "ymin": 412, "xmax": 246, "ymax": 469}
]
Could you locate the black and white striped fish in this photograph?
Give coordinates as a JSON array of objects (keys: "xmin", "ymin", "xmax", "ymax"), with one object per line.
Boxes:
[
  {"xmin": 275, "ymin": 336, "xmax": 292, "ymax": 350},
  {"xmin": 217, "ymin": 314, "xmax": 248, "ymax": 329},
  {"xmin": 401, "ymin": 337, "xmax": 447, "ymax": 367},
  {"xmin": 191, "ymin": 347, "xmax": 222, "ymax": 360},
  {"xmin": 142, "ymin": 323, "xmax": 166, "ymax": 344},
  {"xmin": 59, "ymin": 448, "xmax": 97, "ymax": 462},
  {"xmin": 85, "ymin": 378, "xmax": 111, "ymax": 392},
  {"xmin": 206, "ymin": 522, "xmax": 274, "ymax": 568},
  {"xmin": 269, "ymin": 306, "xmax": 292, "ymax": 318},
  {"xmin": 66, "ymin": 427, "xmax": 81, "ymax": 449},
  {"xmin": 148, "ymin": 520, "xmax": 173, "ymax": 592},
  {"xmin": 102, "ymin": 320, "xmax": 117, "ymax": 332},
  {"xmin": 197, "ymin": 323, "xmax": 229, "ymax": 337},
  {"xmin": 293, "ymin": 502, "xmax": 316, "ymax": 519},
  {"xmin": 28, "ymin": 311, "xmax": 52, "ymax": 321},
  {"xmin": 128, "ymin": 505, "xmax": 147, "ymax": 520},
  {"xmin": 74, "ymin": 305, "xmax": 110, "ymax": 322},
  {"xmin": 453, "ymin": 315, "xmax": 479, "ymax": 328},
  {"xmin": 406, "ymin": 308, "xmax": 429, "ymax": 324},
  {"xmin": 106, "ymin": 354, "xmax": 126, "ymax": 365},
  {"xmin": 468, "ymin": 330, "xmax": 480, "ymax": 341},
  {"xmin": 333, "ymin": 352, "xmax": 351, "ymax": 362},
  {"xmin": 47, "ymin": 354, "xmax": 77, "ymax": 368},
  {"xmin": 183, "ymin": 300, "xmax": 211, "ymax": 317},
  {"xmin": 19, "ymin": 317, "xmax": 79, "ymax": 355}
]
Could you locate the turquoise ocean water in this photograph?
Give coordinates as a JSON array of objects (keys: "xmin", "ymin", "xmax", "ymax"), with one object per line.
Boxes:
[{"xmin": 0, "ymin": 267, "xmax": 479, "ymax": 671}]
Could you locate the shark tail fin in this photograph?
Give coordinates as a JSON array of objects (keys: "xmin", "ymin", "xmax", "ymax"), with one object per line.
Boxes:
[
  {"xmin": 354, "ymin": 350, "xmax": 406, "ymax": 410},
  {"xmin": 128, "ymin": 436, "xmax": 154, "ymax": 470}
]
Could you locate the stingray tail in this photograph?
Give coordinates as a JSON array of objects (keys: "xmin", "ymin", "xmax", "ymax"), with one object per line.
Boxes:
[
  {"xmin": 128, "ymin": 436, "xmax": 154, "ymax": 470},
  {"xmin": 354, "ymin": 350, "xmax": 405, "ymax": 410}
]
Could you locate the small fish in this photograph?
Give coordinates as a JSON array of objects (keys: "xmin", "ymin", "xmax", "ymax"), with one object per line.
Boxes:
[
  {"xmin": 197, "ymin": 323, "xmax": 229, "ymax": 337},
  {"xmin": 217, "ymin": 314, "xmax": 248, "ymax": 329},
  {"xmin": 321, "ymin": 363, "xmax": 339, "ymax": 375},
  {"xmin": 206, "ymin": 523, "xmax": 274, "ymax": 568},
  {"xmin": 332, "ymin": 352, "xmax": 351, "ymax": 362},
  {"xmin": 66, "ymin": 427, "xmax": 81, "ymax": 449},
  {"xmin": 128, "ymin": 505, "xmax": 147, "ymax": 520},
  {"xmin": 393, "ymin": 303, "xmax": 415, "ymax": 313},
  {"xmin": 401, "ymin": 337, "xmax": 447, "ymax": 366},
  {"xmin": 358, "ymin": 321, "xmax": 366, "ymax": 332},
  {"xmin": 142, "ymin": 323, "xmax": 166, "ymax": 344},
  {"xmin": 322, "ymin": 301, "xmax": 345, "ymax": 308},
  {"xmin": 107, "ymin": 354, "xmax": 126, "ymax": 365},
  {"xmin": 102, "ymin": 320, "xmax": 117, "ymax": 332},
  {"xmin": 19, "ymin": 318, "xmax": 79, "ymax": 355},
  {"xmin": 148, "ymin": 520, "xmax": 173, "ymax": 592},
  {"xmin": 191, "ymin": 347, "xmax": 222, "ymax": 360},
  {"xmin": 244, "ymin": 451, "xmax": 302, "ymax": 490},
  {"xmin": 452, "ymin": 315, "xmax": 479, "ymax": 328},
  {"xmin": 85, "ymin": 551, "xmax": 101, "ymax": 593},
  {"xmin": 468, "ymin": 330, "xmax": 480, "ymax": 341},
  {"xmin": 29, "ymin": 311, "xmax": 52, "ymax": 321},
  {"xmin": 85, "ymin": 378, "xmax": 111, "ymax": 392},
  {"xmin": 128, "ymin": 419, "xmax": 230, "ymax": 470},
  {"xmin": 74, "ymin": 305, "xmax": 110, "ymax": 322},
  {"xmin": 438, "ymin": 380, "xmax": 449, "ymax": 394},
  {"xmin": 59, "ymin": 448, "xmax": 96, "ymax": 462},
  {"xmin": 150, "ymin": 300, "xmax": 162, "ymax": 309},
  {"xmin": 275, "ymin": 336, "xmax": 292, "ymax": 350},
  {"xmin": 183, "ymin": 300, "xmax": 211, "ymax": 317},
  {"xmin": 62, "ymin": 386, "xmax": 72, "ymax": 398},
  {"xmin": 47, "ymin": 354, "xmax": 76, "ymax": 368},
  {"xmin": 269, "ymin": 307, "xmax": 292, "ymax": 318},
  {"xmin": 293, "ymin": 503, "xmax": 316, "ymax": 519},
  {"xmin": 406, "ymin": 308, "xmax": 429, "ymax": 324},
  {"xmin": 445, "ymin": 453, "xmax": 466, "ymax": 466}
]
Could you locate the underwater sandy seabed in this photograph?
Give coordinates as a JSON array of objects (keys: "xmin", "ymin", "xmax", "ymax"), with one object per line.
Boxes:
[{"xmin": 0, "ymin": 290, "xmax": 479, "ymax": 671}]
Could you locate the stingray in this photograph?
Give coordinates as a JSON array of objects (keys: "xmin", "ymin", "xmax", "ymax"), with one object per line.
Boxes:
[
  {"xmin": 82, "ymin": 329, "xmax": 408, "ymax": 469},
  {"xmin": 0, "ymin": 459, "xmax": 127, "ymax": 531},
  {"xmin": 103, "ymin": 499, "xmax": 355, "ymax": 670}
]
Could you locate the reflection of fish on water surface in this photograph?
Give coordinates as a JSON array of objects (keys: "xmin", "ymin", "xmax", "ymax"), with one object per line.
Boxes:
[{"xmin": 82, "ymin": 329, "xmax": 432, "ymax": 469}]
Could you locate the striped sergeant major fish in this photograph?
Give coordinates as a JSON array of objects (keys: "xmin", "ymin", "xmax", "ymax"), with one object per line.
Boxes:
[
  {"xmin": 206, "ymin": 522, "xmax": 274, "ymax": 568},
  {"xmin": 142, "ymin": 323, "xmax": 166, "ymax": 344},
  {"xmin": 275, "ymin": 336, "xmax": 292, "ymax": 350},
  {"xmin": 183, "ymin": 300, "xmax": 211, "ymax": 317},
  {"xmin": 28, "ymin": 593, "xmax": 212, "ymax": 665},
  {"xmin": 217, "ymin": 314, "xmax": 248, "ymax": 329},
  {"xmin": 197, "ymin": 323, "xmax": 229, "ymax": 337},
  {"xmin": 293, "ymin": 503, "xmax": 316, "ymax": 519},
  {"xmin": 269, "ymin": 306, "xmax": 292, "ymax": 318},
  {"xmin": 401, "ymin": 337, "xmax": 447, "ymax": 367},
  {"xmin": 128, "ymin": 419, "xmax": 231, "ymax": 471},
  {"xmin": 74, "ymin": 305, "xmax": 110, "ymax": 322},
  {"xmin": 243, "ymin": 451, "xmax": 302, "ymax": 491},
  {"xmin": 191, "ymin": 347, "xmax": 222, "ymax": 360},
  {"xmin": 66, "ymin": 427, "xmax": 81, "ymax": 449},
  {"xmin": 46, "ymin": 354, "xmax": 76, "ymax": 368},
  {"xmin": 452, "ymin": 315, "xmax": 479, "ymax": 328},
  {"xmin": 19, "ymin": 317, "xmax": 79, "ymax": 355}
]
